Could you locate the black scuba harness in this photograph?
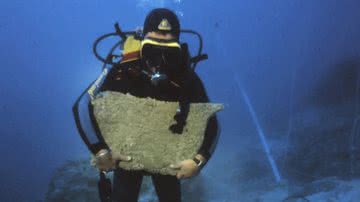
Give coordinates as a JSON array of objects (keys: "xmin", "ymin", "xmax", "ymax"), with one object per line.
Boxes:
[{"xmin": 72, "ymin": 23, "xmax": 208, "ymax": 202}]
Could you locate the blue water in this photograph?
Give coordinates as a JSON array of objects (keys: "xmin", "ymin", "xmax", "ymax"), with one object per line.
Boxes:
[{"xmin": 1, "ymin": 0, "xmax": 360, "ymax": 201}]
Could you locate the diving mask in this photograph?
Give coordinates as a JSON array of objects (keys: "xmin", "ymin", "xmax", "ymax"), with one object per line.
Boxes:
[{"xmin": 140, "ymin": 38, "xmax": 183, "ymax": 85}]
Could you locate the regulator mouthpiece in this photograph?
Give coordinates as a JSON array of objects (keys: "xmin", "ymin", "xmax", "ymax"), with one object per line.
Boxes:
[{"xmin": 151, "ymin": 72, "xmax": 168, "ymax": 86}]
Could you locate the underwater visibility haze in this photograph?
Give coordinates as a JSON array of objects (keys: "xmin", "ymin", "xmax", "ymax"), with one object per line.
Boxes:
[{"xmin": 1, "ymin": 0, "xmax": 360, "ymax": 201}]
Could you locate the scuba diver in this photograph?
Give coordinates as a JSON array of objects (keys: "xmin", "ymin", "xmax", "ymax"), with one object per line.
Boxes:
[{"xmin": 73, "ymin": 8, "xmax": 219, "ymax": 202}]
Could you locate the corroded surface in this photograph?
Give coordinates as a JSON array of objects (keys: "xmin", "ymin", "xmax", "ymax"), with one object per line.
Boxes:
[{"xmin": 91, "ymin": 91, "xmax": 223, "ymax": 175}]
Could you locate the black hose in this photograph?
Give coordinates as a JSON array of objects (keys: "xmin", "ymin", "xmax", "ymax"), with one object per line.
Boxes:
[
  {"xmin": 181, "ymin": 29, "xmax": 205, "ymax": 70},
  {"xmin": 93, "ymin": 33, "xmax": 120, "ymax": 64},
  {"xmin": 101, "ymin": 40, "xmax": 123, "ymax": 70},
  {"xmin": 93, "ymin": 31, "xmax": 137, "ymax": 65}
]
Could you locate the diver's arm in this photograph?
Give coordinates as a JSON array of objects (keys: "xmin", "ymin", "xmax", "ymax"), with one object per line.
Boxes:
[
  {"xmin": 88, "ymin": 65, "xmax": 133, "ymax": 171},
  {"xmin": 90, "ymin": 142, "xmax": 110, "ymax": 155},
  {"xmin": 170, "ymin": 72, "xmax": 220, "ymax": 178},
  {"xmin": 197, "ymin": 116, "xmax": 219, "ymax": 161},
  {"xmin": 188, "ymin": 72, "xmax": 221, "ymax": 163},
  {"xmin": 87, "ymin": 67, "xmax": 120, "ymax": 155}
]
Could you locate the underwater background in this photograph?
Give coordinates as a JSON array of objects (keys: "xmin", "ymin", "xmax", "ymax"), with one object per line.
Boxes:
[{"xmin": 1, "ymin": 0, "xmax": 360, "ymax": 201}]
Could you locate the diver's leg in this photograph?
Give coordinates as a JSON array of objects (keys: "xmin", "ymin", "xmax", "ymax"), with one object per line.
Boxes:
[
  {"xmin": 112, "ymin": 168, "xmax": 143, "ymax": 202},
  {"xmin": 151, "ymin": 174, "xmax": 181, "ymax": 202}
]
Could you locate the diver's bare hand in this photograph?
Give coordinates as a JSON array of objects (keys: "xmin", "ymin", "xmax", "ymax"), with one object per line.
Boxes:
[
  {"xmin": 170, "ymin": 160, "xmax": 199, "ymax": 179},
  {"xmin": 170, "ymin": 154, "xmax": 206, "ymax": 179},
  {"xmin": 92, "ymin": 149, "xmax": 132, "ymax": 172}
]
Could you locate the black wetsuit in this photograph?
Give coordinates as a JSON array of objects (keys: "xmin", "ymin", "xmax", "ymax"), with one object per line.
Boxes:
[{"xmin": 97, "ymin": 64, "xmax": 219, "ymax": 202}]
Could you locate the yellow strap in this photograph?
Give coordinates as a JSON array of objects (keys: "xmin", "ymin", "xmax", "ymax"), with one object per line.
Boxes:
[{"xmin": 141, "ymin": 39, "xmax": 181, "ymax": 49}]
